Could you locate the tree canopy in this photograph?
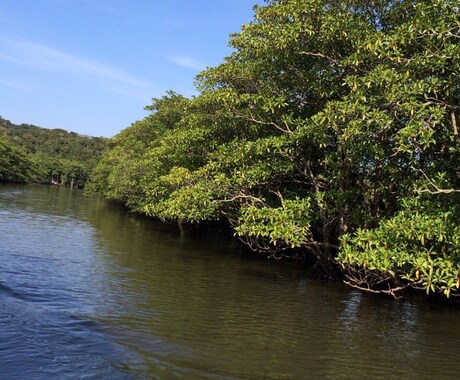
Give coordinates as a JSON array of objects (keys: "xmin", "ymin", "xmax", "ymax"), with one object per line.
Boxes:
[
  {"xmin": 0, "ymin": 117, "xmax": 108, "ymax": 188},
  {"xmin": 0, "ymin": 135, "xmax": 37, "ymax": 183},
  {"xmin": 88, "ymin": 0, "xmax": 460, "ymax": 298}
]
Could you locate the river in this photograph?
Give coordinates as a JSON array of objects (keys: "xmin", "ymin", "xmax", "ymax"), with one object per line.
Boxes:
[{"xmin": 0, "ymin": 183, "xmax": 459, "ymax": 379}]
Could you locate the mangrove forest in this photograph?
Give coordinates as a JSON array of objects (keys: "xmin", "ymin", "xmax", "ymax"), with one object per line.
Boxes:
[
  {"xmin": 2, "ymin": 0, "xmax": 459, "ymax": 300},
  {"xmin": 85, "ymin": 0, "xmax": 460, "ymax": 299}
]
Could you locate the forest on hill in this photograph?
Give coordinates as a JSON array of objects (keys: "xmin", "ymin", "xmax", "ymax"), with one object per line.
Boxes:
[
  {"xmin": 0, "ymin": 117, "xmax": 108, "ymax": 188},
  {"xmin": 87, "ymin": 0, "xmax": 460, "ymax": 299}
]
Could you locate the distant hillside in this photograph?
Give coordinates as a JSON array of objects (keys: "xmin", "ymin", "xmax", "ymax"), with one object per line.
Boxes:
[
  {"xmin": 0, "ymin": 116, "xmax": 109, "ymax": 188},
  {"xmin": 0, "ymin": 117, "xmax": 107, "ymax": 165}
]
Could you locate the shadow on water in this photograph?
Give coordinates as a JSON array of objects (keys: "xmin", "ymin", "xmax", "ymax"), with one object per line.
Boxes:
[{"xmin": 1, "ymin": 184, "xmax": 460, "ymax": 379}]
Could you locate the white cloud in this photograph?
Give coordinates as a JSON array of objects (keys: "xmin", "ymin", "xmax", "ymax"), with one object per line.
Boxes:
[
  {"xmin": 0, "ymin": 36, "xmax": 153, "ymax": 90},
  {"xmin": 168, "ymin": 55, "xmax": 206, "ymax": 71}
]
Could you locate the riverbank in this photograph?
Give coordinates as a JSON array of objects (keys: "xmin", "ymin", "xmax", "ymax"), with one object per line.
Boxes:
[{"xmin": 2, "ymin": 183, "xmax": 460, "ymax": 379}]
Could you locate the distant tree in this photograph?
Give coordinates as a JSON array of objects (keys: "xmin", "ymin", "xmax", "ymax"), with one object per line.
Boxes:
[
  {"xmin": 0, "ymin": 136, "xmax": 36, "ymax": 183},
  {"xmin": 0, "ymin": 117, "xmax": 108, "ymax": 188}
]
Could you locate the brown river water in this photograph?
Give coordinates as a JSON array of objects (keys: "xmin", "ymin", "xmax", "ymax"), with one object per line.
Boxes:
[{"xmin": 1, "ymin": 184, "xmax": 459, "ymax": 379}]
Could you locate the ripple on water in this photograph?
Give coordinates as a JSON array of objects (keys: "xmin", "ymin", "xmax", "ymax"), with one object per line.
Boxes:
[
  {"xmin": 0, "ymin": 287, "xmax": 137, "ymax": 380},
  {"xmin": 2, "ymin": 184, "xmax": 460, "ymax": 379}
]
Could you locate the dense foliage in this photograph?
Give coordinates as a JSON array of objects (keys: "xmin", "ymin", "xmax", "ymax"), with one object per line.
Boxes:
[
  {"xmin": 88, "ymin": 0, "xmax": 460, "ymax": 298},
  {"xmin": 0, "ymin": 117, "xmax": 108, "ymax": 188},
  {"xmin": 0, "ymin": 135, "xmax": 37, "ymax": 183}
]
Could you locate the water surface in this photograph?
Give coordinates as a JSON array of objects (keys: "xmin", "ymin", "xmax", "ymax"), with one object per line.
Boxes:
[{"xmin": 1, "ymin": 184, "xmax": 459, "ymax": 379}]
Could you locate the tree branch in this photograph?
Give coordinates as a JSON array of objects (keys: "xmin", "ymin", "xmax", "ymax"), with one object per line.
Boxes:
[
  {"xmin": 413, "ymin": 167, "xmax": 460, "ymax": 194},
  {"xmin": 451, "ymin": 110, "xmax": 459, "ymax": 143}
]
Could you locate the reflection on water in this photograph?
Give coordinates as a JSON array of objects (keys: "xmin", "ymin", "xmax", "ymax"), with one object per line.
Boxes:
[{"xmin": 1, "ymin": 184, "xmax": 460, "ymax": 379}]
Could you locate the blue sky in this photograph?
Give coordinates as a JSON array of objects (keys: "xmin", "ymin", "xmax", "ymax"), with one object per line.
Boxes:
[{"xmin": 0, "ymin": 0, "xmax": 262, "ymax": 137}]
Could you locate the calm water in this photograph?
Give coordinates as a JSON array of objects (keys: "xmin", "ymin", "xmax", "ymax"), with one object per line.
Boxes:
[{"xmin": 1, "ymin": 184, "xmax": 459, "ymax": 379}]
